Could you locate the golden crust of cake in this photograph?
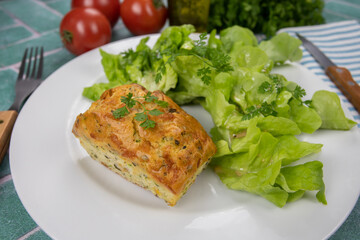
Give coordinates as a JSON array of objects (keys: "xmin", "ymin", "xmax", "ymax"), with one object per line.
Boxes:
[{"xmin": 72, "ymin": 84, "xmax": 216, "ymax": 205}]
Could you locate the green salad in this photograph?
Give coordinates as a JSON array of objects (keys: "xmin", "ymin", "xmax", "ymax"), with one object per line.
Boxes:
[{"xmin": 83, "ymin": 25, "xmax": 356, "ymax": 207}]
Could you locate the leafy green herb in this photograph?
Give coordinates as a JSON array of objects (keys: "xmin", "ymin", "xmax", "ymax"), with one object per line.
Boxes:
[
  {"xmin": 149, "ymin": 109, "xmax": 163, "ymax": 116},
  {"xmin": 293, "ymin": 85, "xmax": 306, "ymax": 100},
  {"xmin": 122, "ymin": 49, "xmax": 137, "ymax": 65},
  {"xmin": 206, "ymin": 48, "xmax": 234, "ymax": 73},
  {"xmin": 140, "ymin": 119, "xmax": 156, "ymax": 129},
  {"xmin": 259, "ymin": 102, "xmax": 277, "ymax": 116},
  {"xmin": 291, "ymin": 85, "xmax": 313, "ymax": 107},
  {"xmin": 144, "ymin": 92, "xmax": 158, "ymax": 102},
  {"xmin": 207, "ymin": 0, "xmax": 325, "ymax": 36},
  {"xmin": 242, "ymin": 101, "xmax": 278, "ymax": 120},
  {"xmin": 121, "ymin": 93, "xmax": 137, "ymax": 108},
  {"xmin": 304, "ymin": 100, "xmax": 312, "ymax": 107},
  {"xmin": 193, "ymin": 32, "xmax": 208, "ymax": 57},
  {"xmin": 258, "ymin": 81, "xmax": 273, "ymax": 93},
  {"xmin": 155, "ymin": 99, "xmax": 169, "ymax": 108},
  {"xmin": 242, "ymin": 106, "xmax": 260, "ymax": 120},
  {"xmin": 269, "ymin": 74, "xmax": 285, "ymax": 93},
  {"xmin": 134, "ymin": 112, "xmax": 148, "ymax": 121},
  {"xmin": 197, "ymin": 66, "xmax": 212, "ymax": 85},
  {"xmin": 112, "ymin": 92, "xmax": 168, "ymax": 129},
  {"xmin": 154, "ymin": 71, "xmax": 163, "ymax": 84},
  {"xmin": 154, "ymin": 51, "xmax": 179, "ymax": 84},
  {"xmin": 112, "ymin": 106, "xmax": 129, "ymax": 118}
]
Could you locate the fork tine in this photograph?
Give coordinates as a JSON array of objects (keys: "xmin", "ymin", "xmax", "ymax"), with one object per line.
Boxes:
[
  {"xmin": 30, "ymin": 47, "xmax": 39, "ymax": 79},
  {"xmin": 36, "ymin": 47, "xmax": 44, "ymax": 80},
  {"xmin": 17, "ymin": 48, "xmax": 28, "ymax": 80},
  {"xmin": 25, "ymin": 47, "xmax": 34, "ymax": 79},
  {"xmin": 9, "ymin": 47, "xmax": 44, "ymax": 112}
]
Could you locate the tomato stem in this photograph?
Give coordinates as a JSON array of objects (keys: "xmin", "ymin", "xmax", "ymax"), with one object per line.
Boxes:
[
  {"xmin": 61, "ymin": 30, "xmax": 73, "ymax": 44},
  {"xmin": 152, "ymin": 0, "xmax": 164, "ymax": 9}
]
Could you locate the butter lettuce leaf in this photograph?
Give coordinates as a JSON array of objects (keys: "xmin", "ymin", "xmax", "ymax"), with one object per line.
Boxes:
[
  {"xmin": 82, "ymin": 81, "xmax": 122, "ymax": 101},
  {"xmin": 259, "ymin": 32, "xmax": 303, "ymax": 64},
  {"xmin": 202, "ymin": 90, "xmax": 236, "ymax": 127},
  {"xmin": 153, "ymin": 25, "xmax": 195, "ymax": 52},
  {"xmin": 214, "ymin": 140, "xmax": 233, "ymax": 158},
  {"xmin": 289, "ymin": 99, "xmax": 322, "ymax": 134},
  {"xmin": 229, "ymin": 45, "xmax": 273, "ymax": 73},
  {"xmin": 215, "ymin": 155, "xmax": 288, "ymax": 207},
  {"xmin": 170, "ymin": 55, "xmax": 211, "ymax": 98},
  {"xmin": 311, "ymin": 90, "xmax": 356, "ymax": 130},
  {"xmin": 220, "ymin": 25, "xmax": 258, "ymax": 52},
  {"xmin": 257, "ymin": 116, "xmax": 301, "ymax": 136},
  {"xmin": 273, "ymin": 135, "xmax": 323, "ymax": 166},
  {"xmin": 231, "ymin": 119, "xmax": 261, "ymax": 153},
  {"xmin": 278, "ymin": 161, "xmax": 327, "ymax": 205},
  {"xmin": 99, "ymin": 49, "xmax": 129, "ymax": 83}
]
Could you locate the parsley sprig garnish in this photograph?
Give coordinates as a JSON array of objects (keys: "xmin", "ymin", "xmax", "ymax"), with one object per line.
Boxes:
[
  {"xmin": 258, "ymin": 81, "xmax": 273, "ymax": 94},
  {"xmin": 155, "ymin": 33, "xmax": 234, "ymax": 85},
  {"xmin": 293, "ymin": 85, "xmax": 312, "ymax": 106},
  {"xmin": 242, "ymin": 102, "xmax": 278, "ymax": 120},
  {"xmin": 112, "ymin": 92, "xmax": 168, "ymax": 129}
]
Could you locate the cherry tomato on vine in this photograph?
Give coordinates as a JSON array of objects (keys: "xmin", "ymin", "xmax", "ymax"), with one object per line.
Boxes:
[
  {"xmin": 60, "ymin": 7, "xmax": 111, "ymax": 56},
  {"xmin": 71, "ymin": 0, "xmax": 120, "ymax": 28},
  {"xmin": 120, "ymin": 0, "xmax": 167, "ymax": 35}
]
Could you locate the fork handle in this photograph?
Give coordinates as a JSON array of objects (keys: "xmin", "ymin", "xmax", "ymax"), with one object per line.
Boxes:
[{"xmin": 0, "ymin": 111, "xmax": 18, "ymax": 163}]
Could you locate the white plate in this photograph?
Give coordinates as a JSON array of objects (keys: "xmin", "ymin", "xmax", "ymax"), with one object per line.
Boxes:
[{"xmin": 10, "ymin": 35, "xmax": 360, "ymax": 240}]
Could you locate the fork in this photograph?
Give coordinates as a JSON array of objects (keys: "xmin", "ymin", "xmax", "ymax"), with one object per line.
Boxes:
[
  {"xmin": 10, "ymin": 47, "xmax": 44, "ymax": 111},
  {"xmin": 0, "ymin": 47, "xmax": 44, "ymax": 162}
]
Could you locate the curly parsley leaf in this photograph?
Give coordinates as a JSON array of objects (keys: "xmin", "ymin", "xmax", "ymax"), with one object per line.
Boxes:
[
  {"xmin": 121, "ymin": 93, "xmax": 136, "ymax": 108},
  {"xmin": 154, "ymin": 100, "xmax": 169, "ymax": 108},
  {"xmin": 304, "ymin": 100, "xmax": 312, "ymax": 107},
  {"xmin": 112, "ymin": 92, "xmax": 168, "ymax": 129},
  {"xmin": 293, "ymin": 85, "xmax": 306, "ymax": 100},
  {"xmin": 154, "ymin": 72, "xmax": 162, "ymax": 84},
  {"xmin": 144, "ymin": 92, "xmax": 158, "ymax": 102},
  {"xmin": 134, "ymin": 112, "xmax": 148, "ymax": 121},
  {"xmin": 140, "ymin": 119, "xmax": 156, "ymax": 129},
  {"xmin": 242, "ymin": 101, "xmax": 278, "ymax": 120},
  {"xmin": 269, "ymin": 74, "xmax": 285, "ymax": 93},
  {"xmin": 148, "ymin": 109, "xmax": 163, "ymax": 116},
  {"xmin": 122, "ymin": 49, "xmax": 138, "ymax": 65},
  {"xmin": 193, "ymin": 33, "xmax": 208, "ymax": 57},
  {"xmin": 112, "ymin": 106, "xmax": 129, "ymax": 119},
  {"xmin": 242, "ymin": 105, "xmax": 260, "ymax": 120},
  {"xmin": 197, "ymin": 66, "xmax": 212, "ymax": 85},
  {"xmin": 259, "ymin": 102, "xmax": 278, "ymax": 117},
  {"xmin": 207, "ymin": 49, "xmax": 234, "ymax": 73},
  {"xmin": 258, "ymin": 81, "xmax": 273, "ymax": 94}
]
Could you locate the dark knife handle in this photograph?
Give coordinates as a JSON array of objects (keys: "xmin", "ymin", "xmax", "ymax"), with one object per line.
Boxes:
[{"xmin": 326, "ymin": 66, "xmax": 360, "ymax": 113}]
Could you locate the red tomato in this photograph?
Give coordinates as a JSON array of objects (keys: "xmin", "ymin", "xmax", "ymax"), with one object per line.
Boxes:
[
  {"xmin": 71, "ymin": 0, "xmax": 120, "ymax": 28},
  {"xmin": 60, "ymin": 7, "xmax": 111, "ymax": 55},
  {"xmin": 120, "ymin": 0, "xmax": 167, "ymax": 35}
]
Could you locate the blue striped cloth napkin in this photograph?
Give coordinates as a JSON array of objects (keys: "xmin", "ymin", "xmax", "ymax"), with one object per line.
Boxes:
[{"xmin": 278, "ymin": 20, "xmax": 360, "ymax": 127}]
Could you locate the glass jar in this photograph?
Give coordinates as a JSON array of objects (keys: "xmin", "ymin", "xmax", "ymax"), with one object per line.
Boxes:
[{"xmin": 168, "ymin": 0, "xmax": 210, "ymax": 32}]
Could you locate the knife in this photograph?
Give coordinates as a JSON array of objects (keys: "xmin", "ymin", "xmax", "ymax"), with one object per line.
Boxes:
[
  {"xmin": 296, "ymin": 33, "xmax": 360, "ymax": 113},
  {"xmin": 0, "ymin": 111, "xmax": 18, "ymax": 162}
]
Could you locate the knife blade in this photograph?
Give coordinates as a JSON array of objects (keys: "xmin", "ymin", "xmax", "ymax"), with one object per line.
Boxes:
[{"xmin": 296, "ymin": 33, "xmax": 360, "ymax": 113}]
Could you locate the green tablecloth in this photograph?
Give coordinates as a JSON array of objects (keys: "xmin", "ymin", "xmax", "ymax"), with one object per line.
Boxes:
[{"xmin": 0, "ymin": 0, "xmax": 359, "ymax": 239}]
